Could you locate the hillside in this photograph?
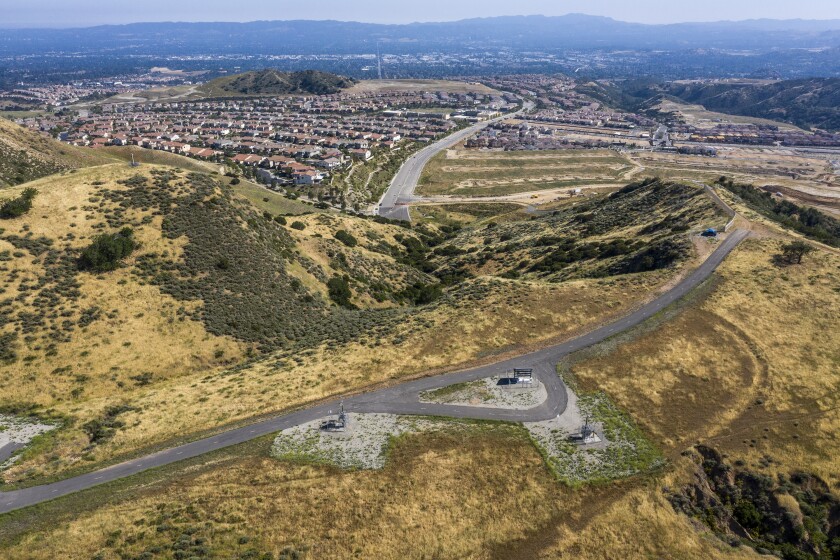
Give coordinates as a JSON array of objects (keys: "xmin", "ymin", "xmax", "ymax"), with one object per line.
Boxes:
[
  {"xmin": 5, "ymin": 210, "xmax": 838, "ymax": 560},
  {"xmin": 0, "ymin": 169, "xmax": 713, "ymax": 486},
  {"xmin": 199, "ymin": 69, "xmax": 357, "ymax": 97},
  {"xmin": 665, "ymin": 78, "xmax": 840, "ymax": 132},
  {"xmin": 431, "ymin": 178, "xmax": 726, "ymax": 281},
  {"xmin": 0, "ymin": 164, "xmax": 432, "ymax": 397},
  {"xmin": 3, "ymin": 154, "xmax": 838, "ymax": 559},
  {"xmin": 0, "ymin": 118, "xmax": 114, "ymax": 187},
  {"xmin": 579, "ymin": 78, "xmax": 840, "ymax": 132}
]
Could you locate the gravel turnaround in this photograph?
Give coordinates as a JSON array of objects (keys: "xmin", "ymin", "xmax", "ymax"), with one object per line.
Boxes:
[{"xmin": 0, "ymin": 229, "xmax": 748, "ymax": 514}]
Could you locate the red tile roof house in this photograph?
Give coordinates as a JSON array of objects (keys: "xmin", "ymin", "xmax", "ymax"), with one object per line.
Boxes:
[
  {"xmin": 349, "ymin": 148, "xmax": 373, "ymax": 161},
  {"xmin": 267, "ymin": 156, "xmax": 295, "ymax": 169},
  {"xmin": 187, "ymin": 147, "xmax": 220, "ymax": 159},
  {"xmin": 231, "ymin": 154, "xmax": 266, "ymax": 166}
]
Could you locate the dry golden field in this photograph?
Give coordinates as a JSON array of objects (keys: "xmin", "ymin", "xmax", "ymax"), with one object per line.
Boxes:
[
  {"xmin": 0, "ymin": 425, "xmax": 758, "ymax": 560},
  {"xmin": 2, "ymin": 236, "xmax": 832, "ymax": 560},
  {"xmin": 569, "ymin": 237, "xmax": 840, "ymax": 482}
]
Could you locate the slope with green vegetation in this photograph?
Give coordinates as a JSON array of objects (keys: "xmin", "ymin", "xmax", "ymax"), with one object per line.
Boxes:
[
  {"xmin": 665, "ymin": 78, "xmax": 840, "ymax": 132},
  {"xmin": 717, "ymin": 177, "xmax": 840, "ymax": 247},
  {"xmin": 199, "ymin": 69, "xmax": 356, "ymax": 97},
  {"xmin": 430, "ymin": 178, "xmax": 726, "ymax": 282},
  {"xmin": 576, "ymin": 78, "xmax": 840, "ymax": 132}
]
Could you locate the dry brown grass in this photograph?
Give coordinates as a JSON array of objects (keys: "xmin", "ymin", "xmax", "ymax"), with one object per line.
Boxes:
[
  {"xmin": 569, "ymin": 237, "xmax": 840, "ymax": 484},
  {"xmin": 3, "ymin": 269, "xmax": 667, "ymax": 484},
  {"xmin": 0, "ymin": 165, "xmax": 248, "ymax": 481},
  {"xmin": 0, "ymin": 426, "xmax": 761, "ymax": 560},
  {"xmin": 0, "ymin": 166, "xmax": 245, "ymax": 404},
  {"xmin": 2, "ymin": 162, "xmax": 684, "ymax": 485},
  {"xmin": 535, "ymin": 462, "xmax": 758, "ymax": 560}
]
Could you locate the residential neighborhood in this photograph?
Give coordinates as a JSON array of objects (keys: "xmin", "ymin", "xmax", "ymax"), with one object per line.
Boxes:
[{"xmin": 14, "ymin": 88, "xmax": 515, "ymax": 200}]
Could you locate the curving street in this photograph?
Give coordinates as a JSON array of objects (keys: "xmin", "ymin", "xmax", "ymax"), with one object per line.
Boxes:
[
  {"xmin": 0, "ymin": 228, "xmax": 748, "ymax": 514},
  {"xmin": 376, "ymin": 101, "xmax": 534, "ymax": 221}
]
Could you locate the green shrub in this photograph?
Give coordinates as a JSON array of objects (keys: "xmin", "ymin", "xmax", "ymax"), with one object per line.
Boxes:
[
  {"xmin": 334, "ymin": 229, "xmax": 358, "ymax": 247},
  {"xmin": 82, "ymin": 405, "xmax": 136, "ymax": 445},
  {"xmin": 0, "ymin": 332, "xmax": 18, "ymax": 363},
  {"xmin": 78, "ymin": 227, "xmax": 138, "ymax": 272},
  {"xmin": 327, "ymin": 275, "xmax": 353, "ymax": 308},
  {"xmin": 0, "ymin": 187, "xmax": 38, "ymax": 219},
  {"xmin": 290, "ymin": 221, "xmax": 306, "ymax": 230}
]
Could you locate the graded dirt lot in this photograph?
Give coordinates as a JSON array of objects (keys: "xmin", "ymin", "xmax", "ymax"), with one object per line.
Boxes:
[
  {"xmin": 418, "ymin": 147, "xmax": 635, "ymax": 197},
  {"xmin": 628, "ymin": 145, "xmax": 840, "ymax": 215}
]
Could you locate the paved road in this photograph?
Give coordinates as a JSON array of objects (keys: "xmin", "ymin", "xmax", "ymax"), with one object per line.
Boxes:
[
  {"xmin": 377, "ymin": 102, "xmax": 534, "ymax": 221},
  {"xmin": 0, "ymin": 443, "xmax": 24, "ymax": 465},
  {"xmin": 0, "ymin": 228, "xmax": 747, "ymax": 514}
]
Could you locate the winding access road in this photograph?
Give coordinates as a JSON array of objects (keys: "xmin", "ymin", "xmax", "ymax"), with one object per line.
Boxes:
[
  {"xmin": 0, "ymin": 228, "xmax": 748, "ymax": 515},
  {"xmin": 377, "ymin": 101, "xmax": 534, "ymax": 221}
]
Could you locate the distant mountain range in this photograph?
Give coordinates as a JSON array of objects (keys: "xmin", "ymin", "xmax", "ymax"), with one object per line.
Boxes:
[{"xmin": 2, "ymin": 15, "xmax": 840, "ymax": 55}]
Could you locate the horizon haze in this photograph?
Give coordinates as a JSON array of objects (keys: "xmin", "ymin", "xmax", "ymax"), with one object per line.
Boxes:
[{"xmin": 3, "ymin": 0, "xmax": 840, "ymax": 28}]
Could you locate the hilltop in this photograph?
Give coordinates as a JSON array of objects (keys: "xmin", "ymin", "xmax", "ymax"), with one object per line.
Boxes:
[
  {"xmin": 199, "ymin": 69, "xmax": 357, "ymax": 97},
  {"xmin": 0, "ymin": 118, "xmax": 114, "ymax": 187}
]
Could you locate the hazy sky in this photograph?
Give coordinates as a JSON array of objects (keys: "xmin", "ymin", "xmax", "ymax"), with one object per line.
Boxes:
[{"xmin": 4, "ymin": 0, "xmax": 840, "ymax": 28}]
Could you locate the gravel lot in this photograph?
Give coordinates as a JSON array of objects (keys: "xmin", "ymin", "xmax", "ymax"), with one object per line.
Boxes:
[
  {"xmin": 420, "ymin": 376, "xmax": 548, "ymax": 410},
  {"xmin": 0, "ymin": 415, "xmax": 56, "ymax": 466}
]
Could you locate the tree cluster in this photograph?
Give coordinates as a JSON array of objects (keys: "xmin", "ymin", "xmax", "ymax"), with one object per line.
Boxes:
[{"xmin": 78, "ymin": 227, "xmax": 138, "ymax": 272}]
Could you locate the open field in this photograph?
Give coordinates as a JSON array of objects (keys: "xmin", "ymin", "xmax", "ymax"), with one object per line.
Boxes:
[
  {"xmin": 345, "ymin": 79, "xmax": 498, "ymax": 95},
  {"xmin": 100, "ymin": 79, "xmax": 496, "ymax": 106},
  {"xmin": 418, "ymin": 147, "xmax": 636, "ymax": 197},
  {"xmin": 0, "ymin": 422, "xmax": 759, "ymax": 560},
  {"xmin": 101, "ymin": 85, "xmax": 201, "ymax": 105}
]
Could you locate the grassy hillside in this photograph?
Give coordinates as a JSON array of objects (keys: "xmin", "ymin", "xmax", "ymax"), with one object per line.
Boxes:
[
  {"xmin": 3, "ymin": 226, "xmax": 834, "ymax": 560},
  {"xmin": 431, "ymin": 178, "xmax": 726, "ymax": 282},
  {"xmin": 0, "ymin": 118, "xmax": 114, "ymax": 187},
  {"xmin": 578, "ymin": 78, "xmax": 840, "ymax": 132},
  {"xmin": 199, "ymin": 69, "xmax": 356, "ymax": 97},
  {"xmin": 4, "ymin": 154, "xmax": 836, "ymax": 558},
  {"xmin": 0, "ymin": 172, "xmax": 708, "ymax": 486}
]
